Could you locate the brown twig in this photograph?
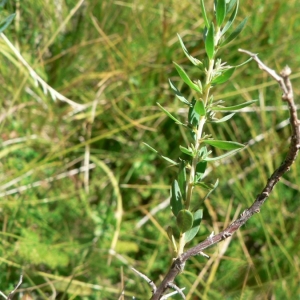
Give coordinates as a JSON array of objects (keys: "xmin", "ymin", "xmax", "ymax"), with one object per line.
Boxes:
[{"xmin": 150, "ymin": 51, "xmax": 300, "ymax": 300}]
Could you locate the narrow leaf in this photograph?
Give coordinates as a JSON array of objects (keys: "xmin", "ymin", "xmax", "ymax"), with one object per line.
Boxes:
[
  {"xmin": 0, "ymin": 0, "xmax": 8, "ymax": 9},
  {"xmin": 178, "ymin": 161, "xmax": 187, "ymax": 201},
  {"xmin": 211, "ymin": 100, "xmax": 257, "ymax": 111},
  {"xmin": 203, "ymin": 140, "xmax": 244, "ymax": 150},
  {"xmin": 188, "ymin": 99, "xmax": 200, "ymax": 127},
  {"xmin": 157, "ymin": 102, "xmax": 184, "ymax": 125},
  {"xmin": 0, "ymin": 13, "xmax": 15, "ymax": 34},
  {"xmin": 212, "ymin": 67, "xmax": 236, "ymax": 84},
  {"xmin": 203, "ymin": 26, "xmax": 208, "ymax": 43},
  {"xmin": 184, "ymin": 209, "xmax": 203, "ymax": 243},
  {"xmin": 197, "ymin": 80, "xmax": 203, "ymax": 92},
  {"xmin": 221, "ymin": 0, "xmax": 239, "ymax": 35},
  {"xmin": 210, "ymin": 113, "xmax": 235, "ymax": 123},
  {"xmin": 169, "ymin": 79, "xmax": 190, "ymax": 106},
  {"xmin": 166, "ymin": 226, "xmax": 173, "ymax": 242},
  {"xmin": 179, "ymin": 145, "xmax": 194, "ymax": 157},
  {"xmin": 195, "ymin": 182, "xmax": 211, "ymax": 190},
  {"xmin": 176, "ymin": 209, "xmax": 193, "ymax": 233},
  {"xmin": 203, "ymin": 179, "xmax": 219, "ymax": 201},
  {"xmin": 143, "ymin": 142, "xmax": 158, "ymax": 154},
  {"xmin": 200, "ymin": 0, "xmax": 210, "ymax": 29},
  {"xmin": 198, "ymin": 146, "xmax": 208, "ymax": 158},
  {"xmin": 204, "ymin": 148, "xmax": 242, "ymax": 161},
  {"xmin": 234, "ymin": 57, "xmax": 252, "ymax": 68},
  {"xmin": 216, "ymin": 0, "xmax": 226, "ymax": 26},
  {"xmin": 205, "ymin": 23, "xmax": 215, "ymax": 59},
  {"xmin": 170, "ymin": 180, "xmax": 183, "ymax": 217},
  {"xmin": 194, "ymin": 100, "xmax": 206, "ymax": 116},
  {"xmin": 161, "ymin": 155, "xmax": 179, "ymax": 165},
  {"xmin": 227, "ymin": 0, "xmax": 238, "ymax": 13},
  {"xmin": 177, "ymin": 34, "xmax": 202, "ymax": 66},
  {"xmin": 166, "ymin": 226, "xmax": 178, "ymax": 252},
  {"xmin": 143, "ymin": 143, "xmax": 178, "ymax": 165},
  {"xmin": 195, "ymin": 161, "xmax": 207, "ymax": 182},
  {"xmin": 223, "ymin": 17, "xmax": 248, "ymax": 45},
  {"xmin": 173, "ymin": 62, "xmax": 202, "ymax": 93}
]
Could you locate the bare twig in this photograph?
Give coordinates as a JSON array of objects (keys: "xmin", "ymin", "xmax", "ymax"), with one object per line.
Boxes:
[
  {"xmin": 0, "ymin": 275, "xmax": 23, "ymax": 300},
  {"xmin": 150, "ymin": 52, "xmax": 300, "ymax": 299},
  {"xmin": 160, "ymin": 287, "xmax": 185, "ymax": 300},
  {"xmin": 166, "ymin": 283, "xmax": 185, "ymax": 299},
  {"xmin": 131, "ymin": 268, "xmax": 157, "ymax": 293}
]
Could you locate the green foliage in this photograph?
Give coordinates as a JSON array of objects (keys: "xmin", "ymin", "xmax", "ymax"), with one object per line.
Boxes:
[
  {"xmin": 0, "ymin": 0, "xmax": 299, "ymax": 299},
  {"xmin": 176, "ymin": 209, "xmax": 193, "ymax": 233},
  {"xmin": 184, "ymin": 209, "xmax": 203, "ymax": 243},
  {"xmin": 145, "ymin": 0, "xmax": 253, "ymax": 260},
  {"xmin": 170, "ymin": 179, "xmax": 183, "ymax": 216},
  {"xmin": 0, "ymin": 12, "xmax": 14, "ymax": 33}
]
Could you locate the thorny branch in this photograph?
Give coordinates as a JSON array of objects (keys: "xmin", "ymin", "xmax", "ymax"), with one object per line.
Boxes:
[{"xmin": 147, "ymin": 51, "xmax": 300, "ymax": 300}]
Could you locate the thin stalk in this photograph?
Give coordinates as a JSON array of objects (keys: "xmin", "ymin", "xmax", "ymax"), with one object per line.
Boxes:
[
  {"xmin": 185, "ymin": 116, "xmax": 206, "ymax": 210},
  {"xmin": 177, "ymin": 56, "xmax": 215, "ymax": 257}
]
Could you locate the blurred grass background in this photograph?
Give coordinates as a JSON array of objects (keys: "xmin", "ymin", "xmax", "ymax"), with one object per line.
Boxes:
[{"xmin": 0, "ymin": 0, "xmax": 299, "ymax": 299}]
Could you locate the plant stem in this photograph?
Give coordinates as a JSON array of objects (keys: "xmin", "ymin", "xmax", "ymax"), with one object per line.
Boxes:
[
  {"xmin": 177, "ymin": 57, "xmax": 215, "ymax": 257},
  {"xmin": 185, "ymin": 116, "xmax": 206, "ymax": 210},
  {"xmin": 185, "ymin": 57, "xmax": 215, "ymax": 210}
]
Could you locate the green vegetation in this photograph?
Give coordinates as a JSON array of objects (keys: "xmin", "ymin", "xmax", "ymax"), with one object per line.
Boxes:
[{"xmin": 0, "ymin": 0, "xmax": 299, "ymax": 299}]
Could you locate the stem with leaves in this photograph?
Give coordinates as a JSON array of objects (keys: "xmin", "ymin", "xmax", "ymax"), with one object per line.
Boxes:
[
  {"xmin": 140, "ymin": 0, "xmax": 260, "ymax": 298},
  {"xmin": 132, "ymin": 1, "xmax": 299, "ymax": 299},
  {"xmin": 145, "ymin": 0, "xmax": 249, "ymax": 261}
]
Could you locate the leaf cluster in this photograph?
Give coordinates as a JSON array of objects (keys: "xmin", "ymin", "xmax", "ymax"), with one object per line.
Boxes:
[{"xmin": 145, "ymin": 0, "xmax": 255, "ymax": 256}]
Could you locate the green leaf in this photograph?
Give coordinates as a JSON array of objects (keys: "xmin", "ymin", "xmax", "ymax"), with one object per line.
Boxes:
[
  {"xmin": 205, "ymin": 23, "xmax": 215, "ymax": 59},
  {"xmin": 209, "ymin": 113, "xmax": 235, "ymax": 123},
  {"xmin": 212, "ymin": 67, "xmax": 236, "ymax": 84},
  {"xmin": 173, "ymin": 62, "xmax": 202, "ymax": 93},
  {"xmin": 169, "ymin": 79, "xmax": 190, "ymax": 106},
  {"xmin": 234, "ymin": 57, "xmax": 252, "ymax": 68},
  {"xmin": 211, "ymin": 100, "xmax": 257, "ymax": 111},
  {"xmin": 177, "ymin": 34, "xmax": 202, "ymax": 66},
  {"xmin": 176, "ymin": 209, "xmax": 193, "ymax": 233},
  {"xmin": 188, "ymin": 99, "xmax": 200, "ymax": 127},
  {"xmin": 198, "ymin": 146, "xmax": 208, "ymax": 158},
  {"xmin": 221, "ymin": 0, "xmax": 239, "ymax": 35},
  {"xmin": 178, "ymin": 161, "xmax": 187, "ymax": 201},
  {"xmin": 143, "ymin": 142, "xmax": 158, "ymax": 153},
  {"xmin": 0, "ymin": 0, "xmax": 8, "ymax": 8},
  {"xmin": 203, "ymin": 140, "xmax": 244, "ymax": 150},
  {"xmin": 166, "ymin": 226, "xmax": 174, "ymax": 242},
  {"xmin": 0, "ymin": 13, "xmax": 15, "ymax": 34},
  {"xmin": 195, "ymin": 161, "xmax": 207, "ymax": 182},
  {"xmin": 157, "ymin": 102, "xmax": 184, "ymax": 125},
  {"xmin": 203, "ymin": 148, "xmax": 242, "ymax": 161},
  {"xmin": 143, "ymin": 143, "xmax": 178, "ymax": 165},
  {"xmin": 223, "ymin": 17, "xmax": 248, "ymax": 45},
  {"xmin": 227, "ymin": 0, "xmax": 238, "ymax": 13},
  {"xmin": 161, "ymin": 155, "xmax": 179, "ymax": 165},
  {"xmin": 200, "ymin": 0, "xmax": 210, "ymax": 29},
  {"xmin": 203, "ymin": 179, "xmax": 219, "ymax": 201},
  {"xmin": 179, "ymin": 145, "xmax": 194, "ymax": 157},
  {"xmin": 195, "ymin": 182, "xmax": 211, "ymax": 190},
  {"xmin": 170, "ymin": 180, "xmax": 183, "ymax": 217},
  {"xmin": 184, "ymin": 209, "xmax": 203, "ymax": 243},
  {"xmin": 197, "ymin": 80, "xmax": 203, "ymax": 92},
  {"xmin": 194, "ymin": 100, "xmax": 206, "ymax": 116},
  {"xmin": 216, "ymin": 0, "xmax": 226, "ymax": 26}
]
